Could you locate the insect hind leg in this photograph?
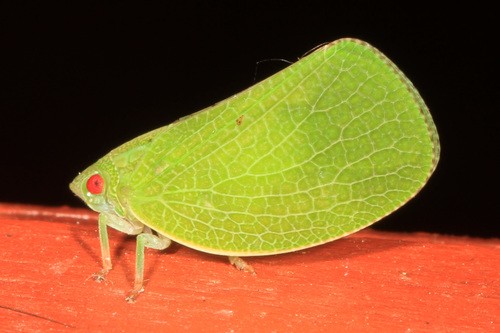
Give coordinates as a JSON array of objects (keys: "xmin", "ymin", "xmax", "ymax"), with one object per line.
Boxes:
[{"xmin": 228, "ymin": 256, "xmax": 256, "ymax": 274}]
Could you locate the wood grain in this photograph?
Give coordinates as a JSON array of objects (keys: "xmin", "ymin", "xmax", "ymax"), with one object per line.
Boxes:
[{"xmin": 0, "ymin": 203, "xmax": 498, "ymax": 332}]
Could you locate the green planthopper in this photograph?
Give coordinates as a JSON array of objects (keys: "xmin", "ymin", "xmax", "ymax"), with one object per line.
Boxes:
[{"xmin": 70, "ymin": 38, "xmax": 440, "ymax": 301}]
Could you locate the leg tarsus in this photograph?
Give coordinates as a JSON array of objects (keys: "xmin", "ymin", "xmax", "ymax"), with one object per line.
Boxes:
[
  {"xmin": 125, "ymin": 283, "xmax": 144, "ymax": 303},
  {"xmin": 228, "ymin": 256, "xmax": 256, "ymax": 274},
  {"xmin": 92, "ymin": 268, "xmax": 110, "ymax": 283}
]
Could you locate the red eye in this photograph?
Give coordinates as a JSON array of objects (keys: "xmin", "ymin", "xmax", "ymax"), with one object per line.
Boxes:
[{"xmin": 86, "ymin": 174, "xmax": 104, "ymax": 194}]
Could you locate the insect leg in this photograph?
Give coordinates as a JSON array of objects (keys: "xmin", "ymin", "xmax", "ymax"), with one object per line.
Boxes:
[
  {"xmin": 92, "ymin": 215, "xmax": 112, "ymax": 282},
  {"xmin": 126, "ymin": 228, "xmax": 172, "ymax": 302},
  {"xmin": 94, "ymin": 213, "xmax": 144, "ymax": 282},
  {"xmin": 228, "ymin": 256, "xmax": 255, "ymax": 274}
]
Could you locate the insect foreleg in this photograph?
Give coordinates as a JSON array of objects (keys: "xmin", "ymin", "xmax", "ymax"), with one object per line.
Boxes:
[{"xmin": 93, "ymin": 213, "xmax": 145, "ymax": 281}]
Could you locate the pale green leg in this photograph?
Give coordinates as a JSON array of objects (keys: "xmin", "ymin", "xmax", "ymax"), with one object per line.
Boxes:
[
  {"xmin": 93, "ymin": 217, "xmax": 112, "ymax": 281},
  {"xmin": 228, "ymin": 256, "xmax": 255, "ymax": 274},
  {"xmin": 93, "ymin": 213, "xmax": 145, "ymax": 282},
  {"xmin": 126, "ymin": 227, "xmax": 172, "ymax": 303}
]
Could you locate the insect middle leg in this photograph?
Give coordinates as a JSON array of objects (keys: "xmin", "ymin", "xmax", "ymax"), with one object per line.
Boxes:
[{"xmin": 126, "ymin": 227, "xmax": 172, "ymax": 303}]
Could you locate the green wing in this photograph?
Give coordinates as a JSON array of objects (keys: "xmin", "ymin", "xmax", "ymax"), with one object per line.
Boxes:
[{"xmin": 124, "ymin": 38, "xmax": 440, "ymax": 256}]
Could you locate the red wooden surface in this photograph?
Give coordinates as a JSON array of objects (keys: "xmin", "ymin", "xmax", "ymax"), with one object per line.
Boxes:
[{"xmin": 0, "ymin": 203, "xmax": 498, "ymax": 332}]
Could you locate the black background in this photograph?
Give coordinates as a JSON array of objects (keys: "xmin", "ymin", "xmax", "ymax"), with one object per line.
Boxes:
[{"xmin": 1, "ymin": 2, "xmax": 497, "ymax": 237}]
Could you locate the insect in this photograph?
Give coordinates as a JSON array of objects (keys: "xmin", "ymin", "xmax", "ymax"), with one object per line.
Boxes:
[{"xmin": 70, "ymin": 38, "xmax": 440, "ymax": 302}]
